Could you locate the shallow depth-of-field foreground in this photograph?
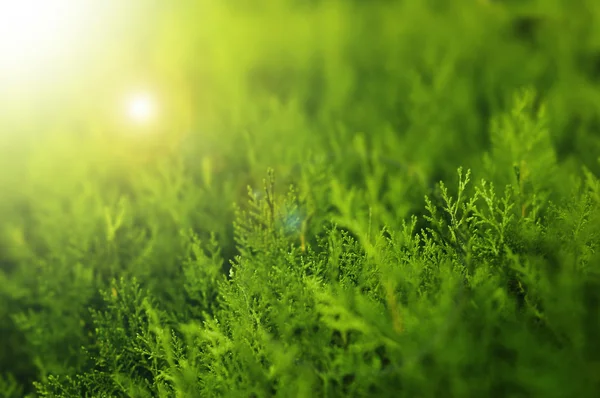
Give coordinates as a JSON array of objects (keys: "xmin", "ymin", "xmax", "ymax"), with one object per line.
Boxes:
[{"xmin": 1, "ymin": 1, "xmax": 599, "ymax": 397}]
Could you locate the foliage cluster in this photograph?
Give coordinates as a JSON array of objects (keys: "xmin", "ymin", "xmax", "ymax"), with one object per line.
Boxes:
[{"xmin": 1, "ymin": 1, "xmax": 600, "ymax": 397}]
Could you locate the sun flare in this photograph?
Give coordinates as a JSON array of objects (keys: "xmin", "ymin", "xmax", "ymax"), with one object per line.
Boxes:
[{"xmin": 125, "ymin": 91, "xmax": 159, "ymax": 125}]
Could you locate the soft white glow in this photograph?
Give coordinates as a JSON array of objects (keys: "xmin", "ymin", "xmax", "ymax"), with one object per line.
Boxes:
[
  {"xmin": 125, "ymin": 92, "xmax": 158, "ymax": 125},
  {"xmin": 0, "ymin": 0, "xmax": 87, "ymax": 78}
]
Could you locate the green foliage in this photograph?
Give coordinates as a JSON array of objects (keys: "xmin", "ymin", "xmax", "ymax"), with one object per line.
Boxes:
[
  {"xmin": 30, "ymin": 162, "xmax": 600, "ymax": 396},
  {"xmin": 1, "ymin": 1, "xmax": 600, "ymax": 397}
]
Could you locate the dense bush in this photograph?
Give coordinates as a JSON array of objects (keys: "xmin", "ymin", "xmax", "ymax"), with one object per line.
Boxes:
[{"xmin": 1, "ymin": 1, "xmax": 599, "ymax": 397}]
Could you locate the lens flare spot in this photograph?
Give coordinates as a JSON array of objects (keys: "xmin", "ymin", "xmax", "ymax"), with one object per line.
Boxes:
[{"xmin": 125, "ymin": 92, "xmax": 157, "ymax": 125}]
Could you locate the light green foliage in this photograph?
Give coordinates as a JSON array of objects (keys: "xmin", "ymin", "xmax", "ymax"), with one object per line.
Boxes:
[
  {"xmin": 1, "ymin": 0, "xmax": 600, "ymax": 397},
  {"xmin": 33, "ymin": 159, "xmax": 600, "ymax": 396}
]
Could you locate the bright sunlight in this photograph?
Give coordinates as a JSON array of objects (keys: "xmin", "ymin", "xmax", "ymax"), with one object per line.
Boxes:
[
  {"xmin": 0, "ymin": 0, "xmax": 91, "ymax": 80},
  {"xmin": 125, "ymin": 91, "xmax": 159, "ymax": 126}
]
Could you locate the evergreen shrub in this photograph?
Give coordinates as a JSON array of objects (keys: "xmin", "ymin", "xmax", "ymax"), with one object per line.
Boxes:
[{"xmin": 0, "ymin": 1, "xmax": 599, "ymax": 397}]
